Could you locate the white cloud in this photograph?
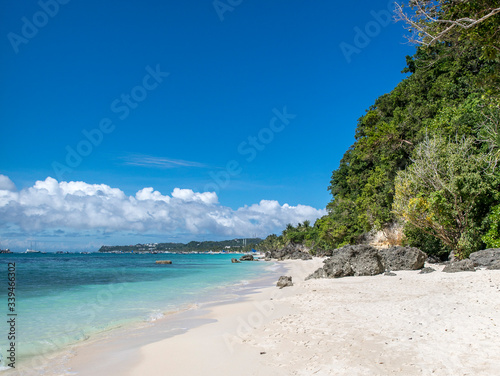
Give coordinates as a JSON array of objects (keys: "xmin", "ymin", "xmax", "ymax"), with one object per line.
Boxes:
[
  {"xmin": 0, "ymin": 176, "xmax": 326, "ymax": 237},
  {"xmin": 0, "ymin": 175, "xmax": 16, "ymax": 192},
  {"xmin": 122, "ymin": 154, "xmax": 206, "ymax": 168}
]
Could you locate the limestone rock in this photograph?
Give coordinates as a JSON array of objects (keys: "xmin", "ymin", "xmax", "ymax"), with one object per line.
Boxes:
[
  {"xmin": 442, "ymin": 259, "xmax": 475, "ymax": 273},
  {"xmin": 469, "ymin": 249, "xmax": 500, "ymax": 268},
  {"xmin": 265, "ymin": 243, "xmax": 313, "ymax": 261},
  {"xmin": 276, "ymin": 276, "xmax": 293, "ymax": 289},
  {"xmin": 378, "ymin": 246, "xmax": 427, "ymax": 271},
  {"xmin": 487, "ymin": 260, "xmax": 500, "ymax": 270},
  {"xmin": 239, "ymin": 254, "xmax": 255, "ymax": 261},
  {"xmin": 306, "ymin": 245, "xmax": 384, "ymax": 280},
  {"xmin": 315, "ymin": 248, "xmax": 334, "ymax": 257}
]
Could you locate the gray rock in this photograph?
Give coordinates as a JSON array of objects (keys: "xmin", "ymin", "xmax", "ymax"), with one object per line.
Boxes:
[
  {"xmin": 265, "ymin": 243, "xmax": 313, "ymax": 261},
  {"xmin": 419, "ymin": 267, "xmax": 436, "ymax": 274},
  {"xmin": 384, "ymin": 272, "xmax": 397, "ymax": 276},
  {"xmin": 469, "ymin": 249, "xmax": 500, "ymax": 267},
  {"xmin": 306, "ymin": 245, "xmax": 384, "ymax": 280},
  {"xmin": 426, "ymin": 255, "xmax": 442, "ymax": 264},
  {"xmin": 277, "ymin": 276, "xmax": 293, "ymax": 289},
  {"xmin": 442, "ymin": 259, "xmax": 475, "ymax": 273},
  {"xmin": 487, "ymin": 260, "xmax": 500, "ymax": 270},
  {"xmin": 156, "ymin": 260, "xmax": 172, "ymax": 264},
  {"xmin": 315, "ymin": 248, "xmax": 333, "ymax": 257},
  {"xmin": 239, "ymin": 254, "xmax": 254, "ymax": 261},
  {"xmin": 231, "ymin": 258, "xmax": 241, "ymax": 263},
  {"xmin": 378, "ymin": 246, "xmax": 427, "ymax": 271}
]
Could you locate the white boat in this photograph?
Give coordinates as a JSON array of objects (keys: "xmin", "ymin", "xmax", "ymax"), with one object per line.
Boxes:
[{"xmin": 26, "ymin": 241, "xmax": 41, "ymax": 253}]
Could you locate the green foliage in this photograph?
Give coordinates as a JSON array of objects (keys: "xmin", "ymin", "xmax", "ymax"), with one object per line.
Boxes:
[
  {"xmin": 326, "ymin": 40, "xmax": 499, "ymax": 250},
  {"xmin": 282, "ymin": 221, "xmax": 319, "ymax": 245},
  {"xmin": 271, "ymin": 2, "xmax": 500, "ymax": 254},
  {"xmin": 256, "ymin": 234, "xmax": 286, "ymax": 252},
  {"xmin": 402, "ymin": 222, "xmax": 449, "ymax": 257},
  {"xmin": 393, "ymin": 135, "xmax": 497, "ymax": 259},
  {"xmin": 482, "ymin": 204, "xmax": 500, "ymax": 248},
  {"xmin": 399, "ymin": 0, "xmax": 500, "ymax": 61}
]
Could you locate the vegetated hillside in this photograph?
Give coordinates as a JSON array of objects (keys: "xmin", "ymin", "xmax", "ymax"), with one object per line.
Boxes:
[
  {"xmin": 98, "ymin": 238, "xmax": 262, "ymax": 253},
  {"xmin": 324, "ymin": 41, "xmax": 499, "ymax": 250},
  {"xmin": 260, "ymin": 37, "xmax": 499, "ymax": 258}
]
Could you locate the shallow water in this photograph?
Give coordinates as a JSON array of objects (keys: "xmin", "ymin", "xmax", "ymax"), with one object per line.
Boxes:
[{"xmin": 0, "ymin": 252, "xmax": 272, "ymax": 369}]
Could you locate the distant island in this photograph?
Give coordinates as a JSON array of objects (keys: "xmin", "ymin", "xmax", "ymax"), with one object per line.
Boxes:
[{"xmin": 98, "ymin": 238, "xmax": 262, "ymax": 254}]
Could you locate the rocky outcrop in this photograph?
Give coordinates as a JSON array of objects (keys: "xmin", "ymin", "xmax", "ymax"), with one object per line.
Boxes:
[
  {"xmin": 239, "ymin": 254, "xmax": 255, "ymax": 261},
  {"xmin": 265, "ymin": 243, "xmax": 313, "ymax": 261},
  {"xmin": 276, "ymin": 276, "xmax": 293, "ymax": 289},
  {"xmin": 315, "ymin": 248, "xmax": 333, "ymax": 257},
  {"xmin": 378, "ymin": 246, "xmax": 427, "ymax": 271},
  {"xmin": 443, "ymin": 259, "xmax": 476, "ymax": 273},
  {"xmin": 487, "ymin": 260, "xmax": 500, "ymax": 270},
  {"xmin": 469, "ymin": 249, "xmax": 500, "ymax": 268},
  {"xmin": 231, "ymin": 258, "xmax": 241, "ymax": 263},
  {"xmin": 156, "ymin": 260, "xmax": 172, "ymax": 264},
  {"xmin": 306, "ymin": 245, "xmax": 384, "ymax": 279}
]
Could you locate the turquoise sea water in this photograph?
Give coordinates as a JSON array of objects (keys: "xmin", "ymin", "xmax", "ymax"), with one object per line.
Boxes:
[{"xmin": 0, "ymin": 253, "xmax": 272, "ymax": 369}]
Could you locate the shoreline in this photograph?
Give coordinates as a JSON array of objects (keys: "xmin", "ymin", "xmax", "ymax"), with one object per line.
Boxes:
[
  {"xmin": 128, "ymin": 258, "xmax": 323, "ymax": 376},
  {"xmin": 107, "ymin": 260, "xmax": 500, "ymax": 375},
  {"xmin": 6, "ymin": 258, "xmax": 288, "ymax": 376},
  {"xmin": 11, "ymin": 258, "xmax": 500, "ymax": 375},
  {"xmin": 127, "ymin": 260, "xmax": 500, "ymax": 376}
]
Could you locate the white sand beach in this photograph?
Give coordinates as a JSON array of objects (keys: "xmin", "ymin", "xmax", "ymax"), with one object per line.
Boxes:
[
  {"xmin": 30, "ymin": 258, "xmax": 500, "ymax": 376},
  {"xmin": 122, "ymin": 259, "xmax": 500, "ymax": 376}
]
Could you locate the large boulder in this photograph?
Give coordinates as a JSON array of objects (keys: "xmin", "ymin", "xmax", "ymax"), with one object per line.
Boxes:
[
  {"xmin": 469, "ymin": 249, "xmax": 500, "ymax": 268},
  {"xmin": 378, "ymin": 246, "xmax": 427, "ymax": 271},
  {"xmin": 239, "ymin": 254, "xmax": 254, "ymax": 261},
  {"xmin": 488, "ymin": 261, "xmax": 500, "ymax": 270},
  {"xmin": 442, "ymin": 259, "xmax": 475, "ymax": 273},
  {"xmin": 276, "ymin": 276, "xmax": 293, "ymax": 289},
  {"xmin": 306, "ymin": 245, "xmax": 384, "ymax": 280},
  {"xmin": 265, "ymin": 243, "xmax": 313, "ymax": 261}
]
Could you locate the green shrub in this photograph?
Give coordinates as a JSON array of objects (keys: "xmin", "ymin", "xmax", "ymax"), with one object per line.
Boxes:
[
  {"xmin": 483, "ymin": 204, "xmax": 500, "ymax": 248},
  {"xmin": 402, "ymin": 223, "xmax": 449, "ymax": 258}
]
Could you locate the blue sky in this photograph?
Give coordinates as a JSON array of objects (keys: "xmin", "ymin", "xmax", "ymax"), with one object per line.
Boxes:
[{"xmin": 0, "ymin": 0, "xmax": 415, "ymax": 251}]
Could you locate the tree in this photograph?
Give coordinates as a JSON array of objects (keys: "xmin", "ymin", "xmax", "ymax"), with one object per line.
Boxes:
[
  {"xmin": 482, "ymin": 204, "xmax": 500, "ymax": 248},
  {"xmin": 325, "ymin": 40, "xmax": 496, "ymax": 249},
  {"xmin": 395, "ymin": 0, "xmax": 500, "ymax": 59},
  {"xmin": 257, "ymin": 234, "xmax": 285, "ymax": 252},
  {"xmin": 393, "ymin": 135, "xmax": 497, "ymax": 258},
  {"xmin": 476, "ymin": 98, "xmax": 500, "ymax": 167}
]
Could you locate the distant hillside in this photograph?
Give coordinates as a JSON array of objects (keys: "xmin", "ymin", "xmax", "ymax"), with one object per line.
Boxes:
[{"xmin": 98, "ymin": 238, "xmax": 262, "ymax": 253}]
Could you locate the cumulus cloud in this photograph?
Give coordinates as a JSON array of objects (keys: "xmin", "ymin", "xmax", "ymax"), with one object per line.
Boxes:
[
  {"xmin": 0, "ymin": 176, "xmax": 326, "ymax": 237},
  {"xmin": 0, "ymin": 175, "xmax": 16, "ymax": 192}
]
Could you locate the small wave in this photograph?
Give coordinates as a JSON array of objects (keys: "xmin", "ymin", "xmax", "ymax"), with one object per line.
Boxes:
[
  {"xmin": 147, "ymin": 310, "xmax": 165, "ymax": 322},
  {"xmin": 264, "ymin": 263, "xmax": 280, "ymax": 272}
]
